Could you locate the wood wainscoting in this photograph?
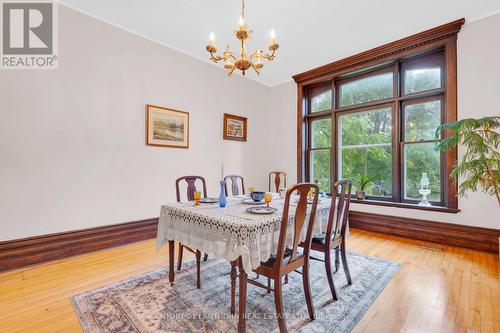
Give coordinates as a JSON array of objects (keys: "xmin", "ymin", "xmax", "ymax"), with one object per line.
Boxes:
[
  {"xmin": 349, "ymin": 211, "xmax": 500, "ymax": 254},
  {"xmin": 0, "ymin": 218, "xmax": 158, "ymax": 272},
  {"xmin": 1, "ymin": 212, "xmax": 498, "ymax": 272}
]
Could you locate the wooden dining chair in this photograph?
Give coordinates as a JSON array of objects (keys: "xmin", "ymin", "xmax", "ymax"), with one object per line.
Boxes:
[
  {"xmin": 175, "ymin": 176, "xmax": 209, "ymax": 289},
  {"xmin": 269, "ymin": 171, "xmax": 287, "ymax": 193},
  {"xmin": 230, "ymin": 183, "xmax": 320, "ymax": 333},
  {"xmin": 224, "ymin": 175, "xmax": 245, "ymax": 196},
  {"xmin": 300, "ymin": 179, "xmax": 352, "ymax": 301}
]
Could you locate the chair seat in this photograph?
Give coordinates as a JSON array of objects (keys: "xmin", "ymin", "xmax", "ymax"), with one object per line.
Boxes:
[
  {"xmin": 312, "ymin": 233, "xmax": 327, "ymax": 244},
  {"xmin": 312, "ymin": 233, "xmax": 342, "ymax": 245},
  {"xmin": 261, "ymin": 248, "xmax": 293, "ymax": 267}
]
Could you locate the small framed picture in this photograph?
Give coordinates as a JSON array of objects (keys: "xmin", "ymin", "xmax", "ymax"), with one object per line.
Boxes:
[
  {"xmin": 146, "ymin": 104, "xmax": 189, "ymax": 148},
  {"xmin": 223, "ymin": 113, "xmax": 247, "ymax": 142}
]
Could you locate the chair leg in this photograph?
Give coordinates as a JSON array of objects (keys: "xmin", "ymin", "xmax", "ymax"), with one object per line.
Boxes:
[
  {"xmin": 195, "ymin": 250, "xmax": 201, "ymax": 289},
  {"xmin": 340, "ymin": 243, "xmax": 352, "ymax": 285},
  {"xmin": 267, "ymin": 277, "xmax": 271, "ymax": 293},
  {"xmin": 230, "ymin": 261, "xmax": 237, "ymax": 314},
  {"xmin": 177, "ymin": 244, "xmax": 184, "ymax": 271},
  {"xmin": 273, "ymin": 278, "xmax": 287, "ymax": 333},
  {"xmin": 203, "ymin": 253, "xmax": 208, "ymax": 262},
  {"xmin": 325, "ymin": 247, "xmax": 338, "ymax": 301},
  {"xmin": 334, "ymin": 247, "xmax": 340, "ymax": 273},
  {"xmin": 302, "ymin": 261, "xmax": 315, "ymax": 320}
]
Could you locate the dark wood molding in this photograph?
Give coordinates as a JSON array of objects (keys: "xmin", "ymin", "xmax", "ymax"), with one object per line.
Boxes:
[
  {"xmin": 1, "ymin": 211, "xmax": 497, "ymax": 272},
  {"xmin": 350, "ymin": 199, "xmax": 460, "ymax": 213},
  {"xmin": 292, "ymin": 18, "xmax": 465, "ymax": 84},
  {"xmin": 349, "ymin": 211, "xmax": 500, "ymax": 253},
  {"xmin": 0, "ymin": 218, "xmax": 158, "ymax": 272}
]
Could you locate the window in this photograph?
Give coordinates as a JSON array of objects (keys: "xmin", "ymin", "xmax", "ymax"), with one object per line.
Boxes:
[
  {"xmin": 339, "ymin": 71, "xmax": 393, "ymax": 107},
  {"xmin": 310, "ymin": 118, "xmax": 331, "ymax": 192},
  {"xmin": 305, "ymin": 84, "xmax": 333, "ymax": 193},
  {"xmin": 338, "ymin": 107, "xmax": 393, "ymax": 198},
  {"xmin": 402, "ymin": 99, "xmax": 442, "ymax": 202},
  {"xmin": 302, "ymin": 51, "xmax": 453, "ymax": 208}
]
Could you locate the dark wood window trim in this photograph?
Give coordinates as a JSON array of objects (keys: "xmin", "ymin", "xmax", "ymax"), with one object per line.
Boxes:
[{"xmin": 294, "ymin": 19, "xmax": 464, "ymax": 212}]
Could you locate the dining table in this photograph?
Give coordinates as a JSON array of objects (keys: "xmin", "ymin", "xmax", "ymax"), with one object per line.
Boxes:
[{"xmin": 156, "ymin": 194, "xmax": 333, "ymax": 332}]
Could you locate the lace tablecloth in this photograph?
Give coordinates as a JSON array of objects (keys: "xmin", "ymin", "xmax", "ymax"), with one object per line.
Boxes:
[{"xmin": 156, "ymin": 195, "xmax": 332, "ymax": 271}]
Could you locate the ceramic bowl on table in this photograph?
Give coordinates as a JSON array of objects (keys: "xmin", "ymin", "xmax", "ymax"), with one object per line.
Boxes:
[{"xmin": 250, "ymin": 191, "xmax": 265, "ymax": 202}]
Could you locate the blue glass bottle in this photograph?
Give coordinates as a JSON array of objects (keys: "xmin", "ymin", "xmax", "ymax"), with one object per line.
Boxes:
[{"xmin": 219, "ymin": 180, "xmax": 227, "ymax": 208}]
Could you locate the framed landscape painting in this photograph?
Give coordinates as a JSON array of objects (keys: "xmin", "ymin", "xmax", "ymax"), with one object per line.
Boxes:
[
  {"xmin": 223, "ymin": 113, "xmax": 247, "ymax": 141},
  {"xmin": 146, "ymin": 105, "xmax": 189, "ymax": 148}
]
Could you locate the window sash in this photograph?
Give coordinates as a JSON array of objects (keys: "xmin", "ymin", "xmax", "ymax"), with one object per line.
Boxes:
[{"xmin": 302, "ymin": 49, "xmax": 450, "ymax": 207}]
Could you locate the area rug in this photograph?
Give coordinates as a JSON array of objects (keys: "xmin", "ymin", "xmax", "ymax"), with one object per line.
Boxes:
[{"xmin": 71, "ymin": 251, "xmax": 399, "ymax": 333}]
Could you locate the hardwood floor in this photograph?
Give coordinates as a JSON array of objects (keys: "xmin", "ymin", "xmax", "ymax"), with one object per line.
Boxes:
[{"xmin": 0, "ymin": 229, "xmax": 498, "ymax": 333}]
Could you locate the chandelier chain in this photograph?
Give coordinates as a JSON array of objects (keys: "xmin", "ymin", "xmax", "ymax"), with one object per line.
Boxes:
[{"xmin": 241, "ymin": 0, "xmax": 245, "ymax": 20}]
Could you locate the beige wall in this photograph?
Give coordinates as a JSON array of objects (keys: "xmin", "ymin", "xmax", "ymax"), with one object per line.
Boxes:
[
  {"xmin": 266, "ymin": 12, "xmax": 500, "ymax": 229},
  {"xmin": 0, "ymin": 6, "xmax": 271, "ymax": 241},
  {"xmin": 1, "ymin": 7, "xmax": 499, "ymax": 242}
]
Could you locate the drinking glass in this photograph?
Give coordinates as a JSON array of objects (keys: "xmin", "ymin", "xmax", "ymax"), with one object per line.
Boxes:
[
  {"xmin": 264, "ymin": 193, "xmax": 272, "ymax": 207},
  {"xmin": 194, "ymin": 191, "xmax": 201, "ymax": 206},
  {"xmin": 248, "ymin": 186, "xmax": 255, "ymax": 193}
]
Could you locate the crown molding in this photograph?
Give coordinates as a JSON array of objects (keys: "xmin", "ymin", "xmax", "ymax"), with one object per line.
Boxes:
[{"xmin": 292, "ymin": 18, "xmax": 465, "ymax": 84}]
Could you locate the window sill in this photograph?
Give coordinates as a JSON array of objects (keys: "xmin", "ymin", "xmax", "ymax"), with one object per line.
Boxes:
[{"xmin": 350, "ymin": 199, "xmax": 460, "ymax": 213}]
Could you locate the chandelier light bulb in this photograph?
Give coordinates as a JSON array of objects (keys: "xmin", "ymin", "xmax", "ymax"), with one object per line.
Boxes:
[
  {"xmin": 209, "ymin": 32, "xmax": 215, "ymax": 42},
  {"xmin": 239, "ymin": 16, "xmax": 244, "ymax": 28},
  {"xmin": 270, "ymin": 29, "xmax": 276, "ymax": 40}
]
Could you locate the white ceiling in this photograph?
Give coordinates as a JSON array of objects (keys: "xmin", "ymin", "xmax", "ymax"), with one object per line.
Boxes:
[{"xmin": 59, "ymin": 0, "xmax": 500, "ymax": 87}]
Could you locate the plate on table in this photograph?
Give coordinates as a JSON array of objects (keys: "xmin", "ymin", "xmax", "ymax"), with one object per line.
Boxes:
[
  {"xmin": 199, "ymin": 198, "xmax": 218, "ymax": 204},
  {"xmin": 242, "ymin": 198, "xmax": 266, "ymax": 205},
  {"xmin": 247, "ymin": 206, "xmax": 278, "ymax": 215}
]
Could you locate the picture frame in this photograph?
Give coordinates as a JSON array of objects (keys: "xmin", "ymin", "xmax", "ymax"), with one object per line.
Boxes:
[
  {"xmin": 146, "ymin": 104, "xmax": 189, "ymax": 148},
  {"xmin": 223, "ymin": 113, "xmax": 247, "ymax": 142}
]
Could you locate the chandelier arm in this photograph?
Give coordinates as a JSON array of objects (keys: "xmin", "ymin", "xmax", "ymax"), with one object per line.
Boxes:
[
  {"xmin": 262, "ymin": 50, "xmax": 276, "ymax": 61},
  {"xmin": 251, "ymin": 63, "xmax": 261, "ymax": 75},
  {"xmin": 209, "ymin": 52, "xmax": 224, "ymax": 62}
]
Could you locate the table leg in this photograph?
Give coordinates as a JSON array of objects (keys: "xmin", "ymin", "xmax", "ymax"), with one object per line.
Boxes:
[
  {"xmin": 237, "ymin": 258, "xmax": 247, "ymax": 333},
  {"xmin": 230, "ymin": 260, "xmax": 237, "ymax": 315},
  {"xmin": 168, "ymin": 240, "xmax": 175, "ymax": 286}
]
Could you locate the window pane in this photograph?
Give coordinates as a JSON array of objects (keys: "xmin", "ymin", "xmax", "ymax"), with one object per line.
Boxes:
[
  {"xmin": 338, "ymin": 107, "xmax": 393, "ymax": 197},
  {"xmin": 311, "ymin": 118, "xmax": 332, "ymax": 148},
  {"xmin": 340, "ymin": 72, "xmax": 393, "ymax": 107},
  {"xmin": 340, "ymin": 107, "xmax": 392, "ymax": 145},
  {"xmin": 404, "ymin": 67, "xmax": 441, "ymax": 94},
  {"xmin": 404, "ymin": 143, "xmax": 441, "ymax": 201},
  {"xmin": 311, "ymin": 90, "xmax": 332, "ymax": 113},
  {"xmin": 404, "ymin": 100, "xmax": 441, "ymax": 141},
  {"xmin": 311, "ymin": 149, "xmax": 331, "ymax": 192}
]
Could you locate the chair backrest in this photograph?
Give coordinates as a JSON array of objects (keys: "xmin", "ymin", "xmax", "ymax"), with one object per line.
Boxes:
[
  {"xmin": 269, "ymin": 171, "xmax": 287, "ymax": 193},
  {"xmin": 275, "ymin": 183, "xmax": 319, "ymax": 270},
  {"xmin": 224, "ymin": 175, "xmax": 245, "ymax": 196},
  {"xmin": 325, "ymin": 179, "xmax": 352, "ymax": 242},
  {"xmin": 175, "ymin": 176, "xmax": 208, "ymax": 202}
]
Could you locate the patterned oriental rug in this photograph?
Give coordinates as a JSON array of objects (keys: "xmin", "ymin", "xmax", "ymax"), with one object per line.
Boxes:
[{"xmin": 72, "ymin": 251, "xmax": 399, "ymax": 333}]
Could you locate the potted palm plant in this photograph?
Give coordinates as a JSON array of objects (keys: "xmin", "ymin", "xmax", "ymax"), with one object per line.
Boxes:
[
  {"xmin": 434, "ymin": 116, "xmax": 500, "ymax": 206},
  {"xmin": 354, "ymin": 174, "xmax": 376, "ymax": 200}
]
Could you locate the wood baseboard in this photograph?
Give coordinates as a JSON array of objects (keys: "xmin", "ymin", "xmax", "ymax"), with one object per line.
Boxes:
[
  {"xmin": 0, "ymin": 218, "xmax": 159, "ymax": 272},
  {"xmin": 349, "ymin": 211, "xmax": 500, "ymax": 253},
  {"xmin": 1, "ymin": 211, "xmax": 498, "ymax": 272}
]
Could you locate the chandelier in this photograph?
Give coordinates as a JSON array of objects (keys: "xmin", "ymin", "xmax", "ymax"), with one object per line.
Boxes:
[{"xmin": 205, "ymin": 0, "xmax": 279, "ymax": 76}]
